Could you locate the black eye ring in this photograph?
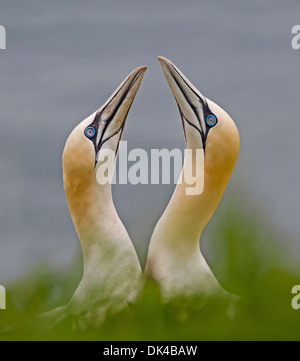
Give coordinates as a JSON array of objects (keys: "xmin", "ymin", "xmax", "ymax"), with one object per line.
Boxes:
[
  {"xmin": 84, "ymin": 126, "xmax": 96, "ymax": 138},
  {"xmin": 206, "ymin": 114, "xmax": 217, "ymax": 127}
]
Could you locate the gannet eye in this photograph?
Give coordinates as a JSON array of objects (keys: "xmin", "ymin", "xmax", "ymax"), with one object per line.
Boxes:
[
  {"xmin": 206, "ymin": 114, "xmax": 217, "ymax": 127},
  {"xmin": 84, "ymin": 126, "xmax": 96, "ymax": 138}
]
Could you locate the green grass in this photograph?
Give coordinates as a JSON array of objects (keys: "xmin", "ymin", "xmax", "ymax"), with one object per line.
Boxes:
[{"xmin": 0, "ymin": 202, "xmax": 300, "ymax": 340}]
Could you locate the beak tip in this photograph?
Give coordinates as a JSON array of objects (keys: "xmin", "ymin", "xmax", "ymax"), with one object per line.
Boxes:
[
  {"xmin": 131, "ymin": 66, "xmax": 147, "ymax": 82},
  {"xmin": 136, "ymin": 66, "xmax": 147, "ymax": 73},
  {"xmin": 157, "ymin": 56, "xmax": 172, "ymax": 66}
]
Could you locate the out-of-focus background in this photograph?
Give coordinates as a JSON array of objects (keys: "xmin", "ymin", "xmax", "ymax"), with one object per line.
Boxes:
[{"xmin": 0, "ymin": 0, "xmax": 299, "ymax": 283}]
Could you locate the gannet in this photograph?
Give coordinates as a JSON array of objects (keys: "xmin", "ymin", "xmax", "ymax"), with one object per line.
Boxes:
[
  {"xmin": 43, "ymin": 66, "xmax": 146, "ymax": 327},
  {"xmin": 145, "ymin": 57, "xmax": 240, "ymax": 300}
]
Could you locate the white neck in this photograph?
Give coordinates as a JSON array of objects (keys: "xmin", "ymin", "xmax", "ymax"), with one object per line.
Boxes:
[
  {"xmin": 145, "ymin": 125, "xmax": 228, "ymax": 298},
  {"xmin": 65, "ymin": 177, "xmax": 142, "ymax": 311}
]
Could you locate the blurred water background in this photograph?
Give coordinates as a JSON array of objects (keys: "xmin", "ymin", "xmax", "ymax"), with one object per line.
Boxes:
[{"xmin": 0, "ymin": 0, "xmax": 299, "ymax": 283}]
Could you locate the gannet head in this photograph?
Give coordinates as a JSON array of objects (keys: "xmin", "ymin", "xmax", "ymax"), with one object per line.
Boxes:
[
  {"xmin": 62, "ymin": 66, "xmax": 146, "ymax": 189},
  {"xmin": 157, "ymin": 56, "xmax": 239, "ymax": 183}
]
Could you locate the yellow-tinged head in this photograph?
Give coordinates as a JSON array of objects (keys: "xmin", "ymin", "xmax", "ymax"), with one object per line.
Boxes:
[
  {"xmin": 157, "ymin": 56, "xmax": 239, "ymax": 189},
  {"xmin": 62, "ymin": 66, "xmax": 147, "ymax": 192}
]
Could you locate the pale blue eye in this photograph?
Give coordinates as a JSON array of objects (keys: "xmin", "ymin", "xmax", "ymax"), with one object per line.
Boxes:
[
  {"xmin": 206, "ymin": 114, "xmax": 217, "ymax": 127},
  {"xmin": 85, "ymin": 126, "xmax": 96, "ymax": 138}
]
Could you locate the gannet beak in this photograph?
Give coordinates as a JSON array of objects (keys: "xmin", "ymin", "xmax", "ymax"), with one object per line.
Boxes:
[
  {"xmin": 91, "ymin": 66, "xmax": 147, "ymax": 156},
  {"xmin": 157, "ymin": 56, "xmax": 210, "ymax": 148}
]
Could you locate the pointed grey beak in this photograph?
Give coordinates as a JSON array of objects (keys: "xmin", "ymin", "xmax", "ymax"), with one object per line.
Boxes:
[
  {"xmin": 157, "ymin": 56, "xmax": 215, "ymax": 149},
  {"xmin": 90, "ymin": 66, "xmax": 147, "ymax": 154}
]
